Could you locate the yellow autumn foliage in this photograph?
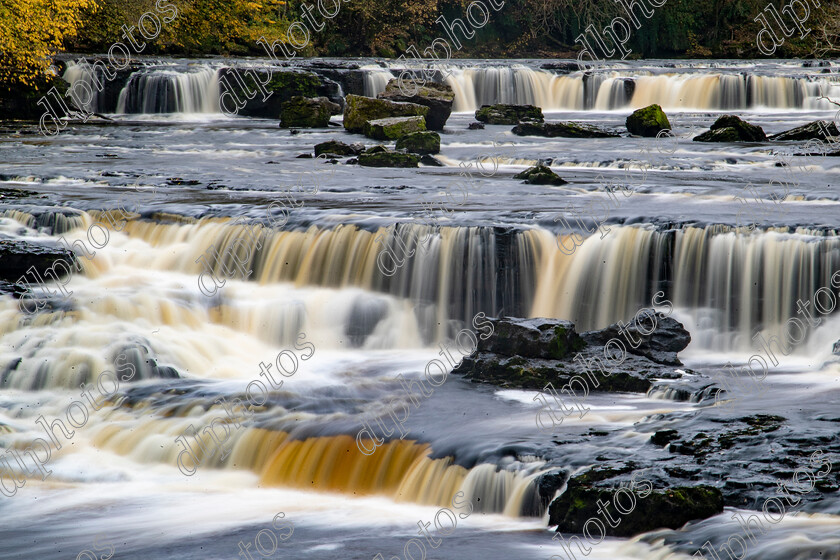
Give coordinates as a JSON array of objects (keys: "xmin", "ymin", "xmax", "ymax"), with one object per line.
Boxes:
[{"xmin": 0, "ymin": 0, "xmax": 97, "ymax": 88}]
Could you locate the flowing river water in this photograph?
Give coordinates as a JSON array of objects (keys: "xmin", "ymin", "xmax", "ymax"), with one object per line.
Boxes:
[{"xmin": 0, "ymin": 58, "xmax": 839, "ymax": 560}]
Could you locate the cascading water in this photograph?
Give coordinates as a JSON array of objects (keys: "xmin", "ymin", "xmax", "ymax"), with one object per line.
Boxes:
[{"xmin": 116, "ymin": 66, "xmax": 221, "ymax": 113}]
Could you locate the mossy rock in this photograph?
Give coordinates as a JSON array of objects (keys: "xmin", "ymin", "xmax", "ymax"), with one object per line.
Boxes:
[
  {"xmin": 475, "ymin": 104, "xmax": 544, "ymax": 125},
  {"xmin": 549, "ymin": 479, "xmax": 723, "ymax": 537},
  {"xmin": 512, "ymin": 121, "xmax": 619, "ymax": 138},
  {"xmin": 769, "ymin": 120, "xmax": 839, "ymax": 141},
  {"xmin": 395, "ymin": 131, "xmax": 440, "ymax": 154},
  {"xmin": 514, "ymin": 164, "xmax": 567, "ymax": 185},
  {"xmin": 357, "ymin": 150, "xmax": 420, "ymax": 167},
  {"xmin": 279, "ymin": 96, "xmax": 339, "ymax": 128},
  {"xmin": 314, "ymin": 140, "xmax": 363, "ymax": 157},
  {"xmin": 363, "ymin": 116, "xmax": 426, "ymax": 140},
  {"xmin": 625, "ymin": 104, "xmax": 671, "ymax": 137},
  {"xmin": 694, "ymin": 115, "xmax": 767, "ymax": 142},
  {"xmin": 343, "ymin": 94, "xmax": 428, "ymax": 133},
  {"xmin": 378, "ymin": 79, "xmax": 454, "ymax": 130}
]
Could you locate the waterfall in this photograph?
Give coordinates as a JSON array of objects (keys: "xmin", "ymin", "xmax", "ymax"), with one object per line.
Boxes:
[
  {"xmin": 381, "ymin": 63, "xmax": 840, "ymax": 112},
  {"xmin": 116, "ymin": 66, "xmax": 221, "ymax": 114},
  {"xmin": 7, "ymin": 210, "xmax": 840, "ymax": 357},
  {"xmin": 361, "ymin": 65, "xmax": 395, "ymax": 97},
  {"xmin": 63, "ymin": 61, "xmax": 108, "ymax": 113}
]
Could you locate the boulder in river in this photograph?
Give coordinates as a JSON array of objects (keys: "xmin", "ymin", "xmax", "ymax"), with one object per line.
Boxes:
[
  {"xmin": 343, "ymin": 94, "xmax": 428, "ymax": 133},
  {"xmin": 514, "ymin": 165, "xmax": 567, "ymax": 185},
  {"xmin": 0, "ymin": 240, "xmax": 77, "ymax": 283},
  {"xmin": 357, "ymin": 146, "xmax": 420, "ymax": 168},
  {"xmin": 833, "ymin": 339, "xmax": 840, "ymax": 356},
  {"xmin": 395, "ymin": 131, "xmax": 440, "ymax": 154},
  {"xmin": 625, "ymin": 104, "xmax": 671, "ymax": 137},
  {"xmin": 452, "ymin": 314, "xmax": 692, "ymax": 393},
  {"xmin": 363, "ymin": 116, "xmax": 426, "ymax": 140},
  {"xmin": 377, "ymin": 79, "xmax": 454, "ymax": 131},
  {"xmin": 769, "ymin": 120, "xmax": 839, "ymax": 141},
  {"xmin": 549, "ymin": 478, "xmax": 723, "ymax": 537},
  {"xmin": 512, "ymin": 121, "xmax": 619, "ymax": 138},
  {"xmin": 475, "ymin": 104, "xmax": 544, "ymax": 125},
  {"xmin": 693, "ymin": 115, "xmax": 767, "ymax": 142},
  {"xmin": 314, "ymin": 140, "xmax": 364, "ymax": 157},
  {"xmin": 279, "ymin": 96, "xmax": 340, "ymax": 128}
]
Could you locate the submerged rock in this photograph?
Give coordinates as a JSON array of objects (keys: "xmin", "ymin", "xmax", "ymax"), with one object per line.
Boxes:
[
  {"xmin": 512, "ymin": 121, "xmax": 619, "ymax": 138},
  {"xmin": 279, "ymin": 96, "xmax": 339, "ymax": 128},
  {"xmin": 468, "ymin": 122, "xmax": 485, "ymax": 130},
  {"xmin": 377, "ymin": 79, "xmax": 454, "ymax": 130},
  {"xmin": 475, "ymin": 104, "xmax": 544, "ymax": 125},
  {"xmin": 395, "ymin": 131, "xmax": 440, "ymax": 154},
  {"xmin": 514, "ymin": 165, "xmax": 567, "ymax": 185},
  {"xmin": 343, "ymin": 94, "xmax": 428, "ymax": 133},
  {"xmin": 363, "ymin": 116, "xmax": 426, "ymax": 140},
  {"xmin": 694, "ymin": 115, "xmax": 767, "ymax": 142},
  {"xmin": 625, "ymin": 104, "xmax": 671, "ymax": 137},
  {"xmin": 769, "ymin": 120, "xmax": 839, "ymax": 141},
  {"xmin": 314, "ymin": 140, "xmax": 364, "ymax": 157}
]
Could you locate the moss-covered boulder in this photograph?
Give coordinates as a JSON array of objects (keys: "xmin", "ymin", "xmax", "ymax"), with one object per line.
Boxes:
[
  {"xmin": 343, "ymin": 94, "xmax": 428, "ymax": 133},
  {"xmin": 219, "ymin": 69, "xmax": 337, "ymax": 119},
  {"xmin": 358, "ymin": 147, "xmax": 420, "ymax": 167},
  {"xmin": 395, "ymin": 131, "xmax": 440, "ymax": 154},
  {"xmin": 549, "ymin": 479, "xmax": 723, "ymax": 537},
  {"xmin": 279, "ymin": 96, "xmax": 340, "ymax": 128},
  {"xmin": 512, "ymin": 121, "xmax": 619, "ymax": 138},
  {"xmin": 514, "ymin": 164, "xmax": 567, "ymax": 185},
  {"xmin": 363, "ymin": 116, "xmax": 426, "ymax": 140},
  {"xmin": 314, "ymin": 140, "xmax": 364, "ymax": 157},
  {"xmin": 475, "ymin": 104, "xmax": 544, "ymax": 125},
  {"xmin": 377, "ymin": 79, "xmax": 455, "ymax": 130},
  {"xmin": 625, "ymin": 104, "xmax": 671, "ymax": 137},
  {"xmin": 694, "ymin": 115, "xmax": 767, "ymax": 142}
]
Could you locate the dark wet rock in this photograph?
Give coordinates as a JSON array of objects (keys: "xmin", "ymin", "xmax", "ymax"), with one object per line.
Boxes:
[
  {"xmin": 626, "ymin": 104, "xmax": 671, "ymax": 137},
  {"xmin": 294, "ymin": 154, "xmax": 313, "ymax": 159},
  {"xmin": 475, "ymin": 104, "xmax": 544, "ymax": 125},
  {"xmin": 345, "ymin": 297, "xmax": 389, "ymax": 347},
  {"xmin": 514, "ymin": 165, "xmax": 567, "ymax": 185},
  {"xmin": 314, "ymin": 140, "xmax": 363, "ymax": 157},
  {"xmin": 0, "ymin": 240, "xmax": 77, "ymax": 283},
  {"xmin": 166, "ymin": 177, "xmax": 201, "ymax": 185},
  {"xmin": 377, "ymin": 79, "xmax": 454, "ymax": 131},
  {"xmin": 218, "ymin": 69, "xmax": 338, "ymax": 118},
  {"xmin": 769, "ymin": 120, "xmax": 839, "ymax": 141},
  {"xmin": 833, "ymin": 340, "xmax": 840, "ymax": 355},
  {"xmin": 279, "ymin": 96, "xmax": 340, "ymax": 128},
  {"xmin": 549, "ymin": 477, "xmax": 723, "ymax": 537},
  {"xmin": 694, "ymin": 115, "xmax": 767, "ymax": 142},
  {"xmin": 395, "ymin": 131, "xmax": 440, "ymax": 154},
  {"xmin": 468, "ymin": 122, "xmax": 485, "ymax": 130},
  {"xmin": 343, "ymin": 94, "xmax": 428, "ymax": 133},
  {"xmin": 452, "ymin": 315, "xmax": 694, "ymax": 394},
  {"xmin": 419, "ymin": 154, "xmax": 445, "ymax": 166},
  {"xmin": 541, "ymin": 61, "xmax": 585, "ymax": 73},
  {"xmin": 512, "ymin": 121, "xmax": 619, "ymax": 138},
  {"xmin": 651, "ymin": 429, "xmax": 680, "ymax": 446},
  {"xmin": 363, "ymin": 116, "xmax": 426, "ymax": 140},
  {"xmin": 581, "ymin": 310, "xmax": 690, "ymax": 366},
  {"xmin": 357, "ymin": 148, "xmax": 420, "ymax": 168}
]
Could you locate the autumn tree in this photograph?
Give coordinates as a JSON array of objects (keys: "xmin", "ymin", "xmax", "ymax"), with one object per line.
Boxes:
[{"xmin": 0, "ymin": 0, "xmax": 97, "ymax": 88}]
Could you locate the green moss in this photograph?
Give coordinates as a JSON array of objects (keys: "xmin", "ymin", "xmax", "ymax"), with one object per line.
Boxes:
[
  {"xmin": 363, "ymin": 116, "xmax": 426, "ymax": 140},
  {"xmin": 395, "ymin": 131, "xmax": 440, "ymax": 154},
  {"xmin": 626, "ymin": 104, "xmax": 671, "ymax": 137}
]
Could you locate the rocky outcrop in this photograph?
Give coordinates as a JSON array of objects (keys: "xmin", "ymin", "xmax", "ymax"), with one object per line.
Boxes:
[
  {"xmin": 314, "ymin": 140, "xmax": 364, "ymax": 157},
  {"xmin": 395, "ymin": 131, "xmax": 440, "ymax": 154},
  {"xmin": 475, "ymin": 104, "xmax": 544, "ymax": 125},
  {"xmin": 625, "ymin": 104, "xmax": 671, "ymax": 137},
  {"xmin": 357, "ymin": 145, "xmax": 420, "ymax": 167},
  {"xmin": 343, "ymin": 94, "xmax": 428, "ymax": 133},
  {"xmin": 512, "ymin": 121, "xmax": 619, "ymax": 138},
  {"xmin": 0, "ymin": 240, "xmax": 76, "ymax": 282},
  {"xmin": 363, "ymin": 116, "xmax": 426, "ymax": 140},
  {"xmin": 220, "ymin": 69, "xmax": 341, "ymax": 119},
  {"xmin": 452, "ymin": 314, "xmax": 692, "ymax": 394},
  {"xmin": 513, "ymin": 165, "xmax": 567, "ymax": 185},
  {"xmin": 769, "ymin": 120, "xmax": 840, "ymax": 141},
  {"xmin": 279, "ymin": 96, "xmax": 340, "ymax": 128},
  {"xmin": 377, "ymin": 79, "xmax": 454, "ymax": 131},
  {"xmin": 694, "ymin": 115, "xmax": 767, "ymax": 142}
]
